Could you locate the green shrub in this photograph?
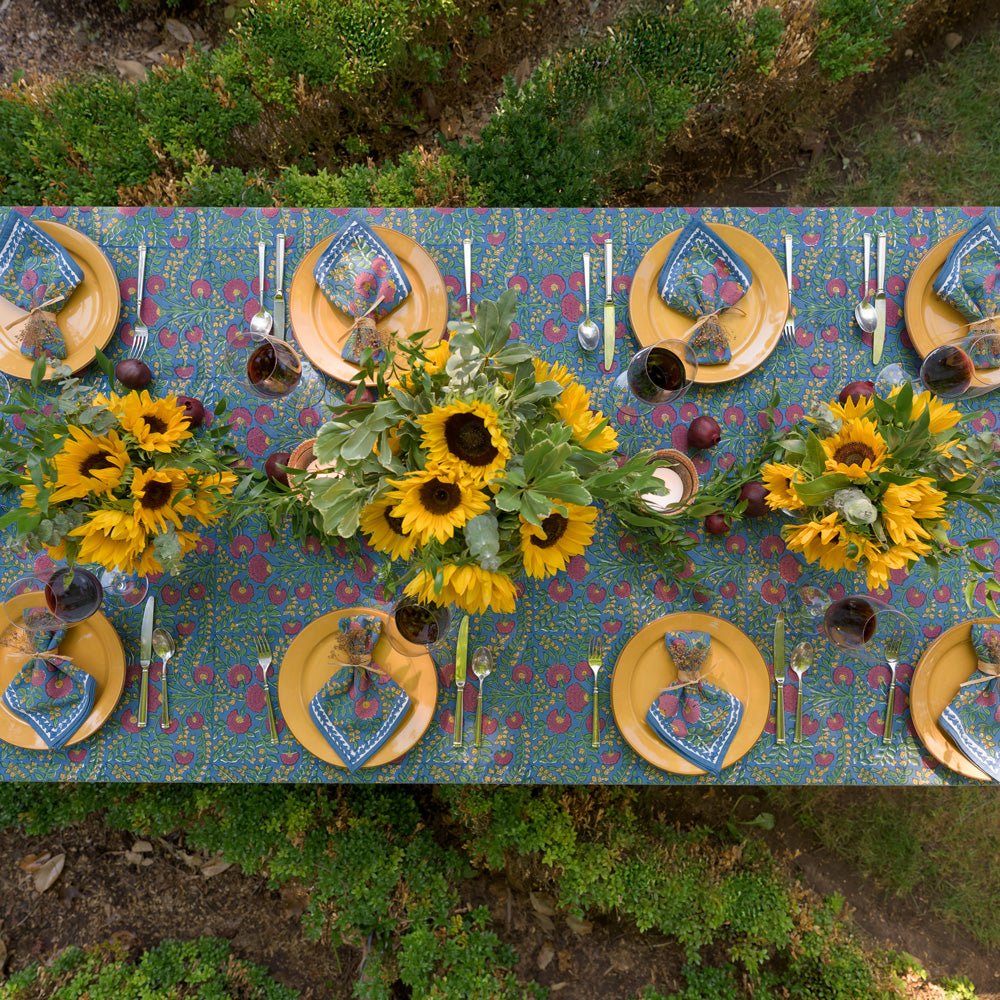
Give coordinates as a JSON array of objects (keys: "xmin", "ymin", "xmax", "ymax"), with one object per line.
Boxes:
[{"xmin": 815, "ymin": 0, "xmax": 911, "ymax": 80}]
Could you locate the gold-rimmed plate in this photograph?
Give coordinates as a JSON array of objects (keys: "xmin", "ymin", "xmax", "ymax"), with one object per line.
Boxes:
[
  {"xmin": 909, "ymin": 617, "xmax": 996, "ymax": 782},
  {"xmin": 0, "ymin": 592, "xmax": 126, "ymax": 750},
  {"xmin": 611, "ymin": 611, "xmax": 769, "ymax": 775},
  {"xmin": 628, "ymin": 223, "xmax": 788, "ymax": 385},
  {"xmin": 0, "ymin": 220, "xmax": 120, "ymax": 380},
  {"xmin": 278, "ymin": 606, "xmax": 437, "ymax": 768},
  {"xmin": 288, "ymin": 227, "xmax": 447, "ymax": 386}
]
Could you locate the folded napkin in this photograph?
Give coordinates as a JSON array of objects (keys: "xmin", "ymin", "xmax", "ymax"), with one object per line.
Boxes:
[
  {"xmin": 645, "ymin": 630, "xmax": 744, "ymax": 776},
  {"xmin": 939, "ymin": 623, "xmax": 1000, "ymax": 781},
  {"xmin": 313, "ymin": 221, "xmax": 411, "ymax": 365},
  {"xmin": 1, "ymin": 608, "xmax": 96, "ymax": 750},
  {"xmin": 657, "ymin": 219, "xmax": 752, "ymax": 366},
  {"xmin": 934, "ymin": 217, "xmax": 1000, "ymax": 326},
  {"xmin": 307, "ymin": 615, "xmax": 411, "ymax": 771}
]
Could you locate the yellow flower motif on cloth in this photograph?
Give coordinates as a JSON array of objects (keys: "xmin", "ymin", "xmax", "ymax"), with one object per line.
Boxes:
[
  {"xmin": 130, "ymin": 466, "xmax": 190, "ymax": 534},
  {"xmin": 404, "ymin": 564, "xmax": 518, "ymax": 614},
  {"xmin": 419, "ymin": 400, "xmax": 511, "ymax": 486},
  {"xmin": 69, "ymin": 508, "xmax": 146, "ymax": 573},
  {"xmin": 119, "ymin": 391, "xmax": 192, "ymax": 453},
  {"xmin": 761, "ymin": 462, "xmax": 805, "ymax": 510},
  {"xmin": 828, "ymin": 395, "xmax": 874, "ymax": 422},
  {"xmin": 49, "ymin": 426, "xmax": 129, "ymax": 502},
  {"xmin": 360, "ymin": 495, "xmax": 418, "ymax": 561},
  {"xmin": 387, "ymin": 466, "xmax": 489, "ymax": 545},
  {"xmin": 782, "ymin": 512, "xmax": 870, "ymax": 574},
  {"xmin": 821, "ymin": 418, "xmax": 887, "ymax": 481},
  {"xmin": 519, "ymin": 502, "xmax": 597, "ymax": 578}
]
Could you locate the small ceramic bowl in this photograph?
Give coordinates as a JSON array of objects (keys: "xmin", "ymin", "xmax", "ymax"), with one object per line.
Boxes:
[
  {"xmin": 640, "ymin": 448, "xmax": 699, "ymax": 517},
  {"xmin": 287, "ymin": 438, "xmax": 341, "ymax": 493}
]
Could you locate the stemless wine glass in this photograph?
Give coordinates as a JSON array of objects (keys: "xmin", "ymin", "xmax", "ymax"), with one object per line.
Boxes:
[
  {"xmin": 873, "ymin": 363, "xmax": 914, "ymax": 398},
  {"xmin": 98, "ymin": 568, "xmax": 149, "ymax": 607},
  {"xmin": 1, "ymin": 567, "xmax": 103, "ymax": 639},
  {"xmin": 226, "ymin": 330, "xmax": 303, "ymax": 398},
  {"xmin": 919, "ymin": 333, "xmax": 1000, "ymax": 400},
  {"xmin": 611, "ymin": 337, "xmax": 698, "ymax": 411},
  {"xmin": 384, "ymin": 597, "xmax": 452, "ymax": 659},
  {"xmin": 822, "ymin": 595, "xmax": 914, "ymax": 663}
]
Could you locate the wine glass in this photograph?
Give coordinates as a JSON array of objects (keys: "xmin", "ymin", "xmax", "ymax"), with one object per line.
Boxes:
[
  {"xmin": 919, "ymin": 333, "xmax": 1000, "ymax": 400},
  {"xmin": 384, "ymin": 597, "xmax": 452, "ymax": 659},
  {"xmin": 98, "ymin": 568, "xmax": 149, "ymax": 607},
  {"xmin": 611, "ymin": 338, "xmax": 698, "ymax": 411},
  {"xmin": 874, "ymin": 363, "xmax": 914, "ymax": 398},
  {"xmin": 822, "ymin": 595, "xmax": 915, "ymax": 664},
  {"xmin": 1, "ymin": 567, "xmax": 103, "ymax": 641},
  {"xmin": 225, "ymin": 330, "xmax": 303, "ymax": 398}
]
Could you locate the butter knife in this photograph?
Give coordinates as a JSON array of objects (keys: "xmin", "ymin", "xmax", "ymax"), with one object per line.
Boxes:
[
  {"xmin": 773, "ymin": 610, "xmax": 786, "ymax": 746},
  {"xmin": 273, "ymin": 233, "xmax": 286, "ymax": 341},
  {"xmin": 463, "ymin": 238, "xmax": 472, "ymax": 316},
  {"xmin": 873, "ymin": 231, "xmax": 887, "ymax": 364},
  {"xmin": 452, "ymin": 614, "xmax": 469, "ymax": 748},
  {"xmin": 603, "ymin": 238, "xmax": 615, "ymax": 370},
  {"xmin": 137, "ymin": 595, "xmax": 155, "ymax": 729}
]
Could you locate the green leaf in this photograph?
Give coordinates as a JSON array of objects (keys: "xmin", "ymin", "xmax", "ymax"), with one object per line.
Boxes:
[
  {"xmin": 93, "ymin": 346, "xmax": 115, "ymax": 383},
  {"xmin": 30, "ymin": 356, "xmax": 46, "ymax": 390},
  {"xmin": 803, "ymin": 432, "xmax": 827, "ymax": 477},
  {"xmin": 893, "ymin": 379, "xmax": 913, "ymax": 423},
  {"xmin": 794, "ymin": 473, "xmax": 852, "ymax": 504}
]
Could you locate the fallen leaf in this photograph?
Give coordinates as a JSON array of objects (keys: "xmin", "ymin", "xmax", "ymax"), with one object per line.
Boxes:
[
  {"xmin": 551, "ymin": 984, "xmax": 569, "ymax": 992},
  {"xmin": 537, "ymin": 942, "xmax": 555, "ymax": 971},
  {"xmin": 0, "ymin": 936, "xmax": 7, "ymax": 973},
  {"xmin": 124, "ymin": 851, "xmax": 144, "ymax": 865},
  {"xmin": 533, "ymin": 912, "xmax": 555, "ymax": 934},
  {"xmin": 132, "ymin": 840, "xmax": 153, "ymax": 853},
  {"xmin": 529, "ymin": 891, "xmax": 557, "ymax": 916},
  {"xmin": 566, "ymin": 915, "xmax": 592, "ymax": 935},
  {"xmin": 33, "ymin": 853, "xmax": 64, "ymax": 893},
  {"xmin": 164, "ymin": 18, "xmax": 194, "ymax": 45},
  {"xmin": 201, "ymin": 859, "xmax": 232, "ymax": 879},
  {"xmin": 113, "ymin": 60, "xmax": 148, "ymax": 83},
  {"xmin": 18, "ymin": 852, "xmax": 47, "ymax": 872}
]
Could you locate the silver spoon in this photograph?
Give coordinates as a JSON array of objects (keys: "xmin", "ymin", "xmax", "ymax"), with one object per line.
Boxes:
[
  {"xmin": 855, "ymin": 232, "xmax": 877, "ymax": 335},
  {"xmin": 151, "ymin": 627, "xmax": 175, "ymax": 730},
  {"xmin": 790, "ymin": 641, "xmax": 815, "ymax": 744},
  {"xmin": 249, "ymin": 240, "xmax": 273, "ymax": 339},
  {"xmin": 471, "ymin": 646, "xmax": 493, "ymax": 748},
  {"xmin": 577, "ymin": 251, "xmax": 601, "ymax": 351}
]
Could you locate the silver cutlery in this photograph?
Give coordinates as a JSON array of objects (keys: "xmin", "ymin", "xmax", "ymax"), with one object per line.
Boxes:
[
  {"xmin": 873, "ymin": 231, "xmax": 888, "ymax": 364},
  {"xmin": 472, "ymin": 646, "xmax": 493, "ymax": 748},
  {"xmin": 602, "ymin": 239, "xmax": 615, "ymax": 370},
  {"xmin": 855, "ymin": 233, "xmax": 877, "ymax": 335},
  {"xmin": 781, "ymin": 234, "xmax": 796, "ymax": 348},
  {"xmin": 790, "ymin": 641, "xmax": 815, "ymax": 745},
  {"xmin": 137, "ymin": 595, "xmax": 154, "ymax": 729},
  {"xmin": 249, "ymin": 240, "xmax": 273, "ymax": 339},
  {"xmin": 152, "ymin": 627, "xmax": 175, "ymax": 730},
  {"xmin": 273, "ymin": 233, "xmax": 286, "ymax": 341},
  {"xmin": 130, "ymin": 243, "xmax": 149, "ymax": 359},
  {"xmin": 577, "ymin": 251, "xmax": 601, "ymax": 352},
  {"xmin": 453, "ymin": 615, "xmax": 469, "ymax": 748},
  {"xmin": 253, "ymin": 633, "xmax": 278, "ymax": 744},
  {"xmin": 463, "ymin": 238, "xmax": 473, "ymax": 316},
  {"xmin": 882, "ymin": 631, "xmax": 907, "ymax": 744},
  {"xmin": 588, "ymin": 635, "xmax": 605, "ymax": 749},
  {"xmin": 773, "ymin": 610, "xmax": 786, "ymax": 745}
]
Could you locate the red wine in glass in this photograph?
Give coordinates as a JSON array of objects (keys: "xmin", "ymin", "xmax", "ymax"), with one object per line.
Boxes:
[
  {"xmin": 627, "ymin": 346, "xmax": 687, "ymax": 404},
  {"xmin": 394, "ymin": 601, "xmax": 449, "ymax": 646},
  {"xmin": 824, "ymin": 597, "xmax": 877, "ymax": 649},
  {"xmin": 44, "ymin": 567, "xmax": 104, "ymax": 624},
  {"xmin": 919, "ymin": 344, "xmax": 973, "ymax": 399},
  {"xmin": 247, "ymin": 340, "xmax": 303, "ymax": 398}
]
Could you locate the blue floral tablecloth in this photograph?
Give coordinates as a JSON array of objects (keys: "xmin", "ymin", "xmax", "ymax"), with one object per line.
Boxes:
[{"xmin": 1, "ymin": 205, "xmax": 998, "ymax": 786}]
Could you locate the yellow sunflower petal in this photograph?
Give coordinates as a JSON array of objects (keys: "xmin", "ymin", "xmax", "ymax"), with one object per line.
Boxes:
[
  {"xmin": 360, "ymin": 495, "xmax": 419, "ymax": 561},
  {"xmin": 519, "ymin": 502, "xmax": 597, "ymax": 578},
  {"xmin": 387, "ymin": 467, "xmax": 489, "ymax": 545},
  {"xmin": 418, "ymin": 400, "xmax": 511, "ymax": 486},
  {"xmin": 821, "ymin": 418, "xmax": 888, "ymax": 481},
  {"xmin": 119, "ymin": 390, "xmax": 192, "ymax": 453}
]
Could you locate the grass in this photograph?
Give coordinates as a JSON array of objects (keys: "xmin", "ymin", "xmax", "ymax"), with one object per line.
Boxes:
[{"xmin": 796, "ymin": 26, "xmax": 1000, "ymax": 203}]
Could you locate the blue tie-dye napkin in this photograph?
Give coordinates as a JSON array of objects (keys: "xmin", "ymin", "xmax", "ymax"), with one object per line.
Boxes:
[
  {"xmin": 645, "ymin": 630, "xmax": 744, "ymax": 775},
  {"xmin": 307, "ymin": 614, "xmax": 411, "ymax": 771},
  {"xmin": 2, "ymin": 608, "xmax": 96, "ymax": 750}
]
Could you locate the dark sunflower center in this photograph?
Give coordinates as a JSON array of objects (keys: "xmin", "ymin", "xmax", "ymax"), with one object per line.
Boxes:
[
  {"xmin": 531, "ymin": 513, "xmax": 569, "ymax": 549},
  {"xmin": 80, "ymin": 452, "xmax": 116, "ymax": 477},
  {"xmin": 141, "ymin": 479, "xmax": 174, "ymax": 510},
  {"xmin": 144, "ymin": 416, "xmax": 168, "ymax": 435},
  {"xmin": 833, "ymin": 442, "xmax": 876, "ymax": 466},
  {"xmin": 444, "ymin": 413, "xmax": 498, "ymax": 467},
  {"xmin": 419, "ymin": 478, "xmax": 462, "ymax": 515},
  {"xmin": 383, "ymin": 510, "xmax": 407, "ymax": 536}
]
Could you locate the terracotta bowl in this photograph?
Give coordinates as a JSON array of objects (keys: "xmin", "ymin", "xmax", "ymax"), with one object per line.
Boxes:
[{"xmin": 641, "ymin": 448, "xmax": 699, "ymax": 518}]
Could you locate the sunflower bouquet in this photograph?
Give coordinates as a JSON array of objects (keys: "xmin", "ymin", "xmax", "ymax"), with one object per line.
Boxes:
[
  {"xmin": 0, "ymin": 355, "xmax": 239, "ymax": 577},
  {"xmin": 304, "ymin": 290, "xmax": 679, "ymax": 614},
  {"xmin": 761, "ymin": 384, "xmax": 1000, "ymax": 590}
]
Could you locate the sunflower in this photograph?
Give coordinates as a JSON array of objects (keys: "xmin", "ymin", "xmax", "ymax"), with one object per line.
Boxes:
[
  {"xmin": 828, "ymin": 395, "xmax": 874, "ymax": 422},
  {"xmin": 532, "ymin": 357, "xmax": 577, "ymax": 389},
  {"xmin": 782, "ymin": 512, "xmax": 869, "ymax": 573},
  {"xmin": 49, "ymin": 426, "xmax": 130, "ymax": 502},
  {"xmin": 520, "ymin": 502, "xmax": 597, "ymax": 578},
  {"xmin": 119, "ymin": 391, "xmax": 192, "ymax": 453},
  {"xmin": 360, "ymin": 495, "xmax": 419, "ymax": 561},
  {"xmin": 880, "ymin": 478, "xmax": 947, "ymax": 545},
  {"xmin": 556, "ymin": 381, "xmax": 618, "ymax": 453},
  {"xmin": 131, "ymin": 466, "xmax": 190, "ymax": 534},
  {"xmin": 865, "ymin": 538, "xmax": 932, "ymax": 590},
  {"xmin": 907, "ymin": 389, "xmax": 961, "ymax": 435},
  {"xmin": 419, "ymin": 400, "xmax": 511, "ymax": 485},
  {"xmin": 20, "ymin": 482, "xmax": 40, "ymax": 510},
  {"xmin": 761, "ymin": 462, "xmax": 805, "ymax": 510},
  {"xmin": 422, "ymin": 339, "xmax": 451, "ymax": 376},
  {"xmin": 186, "ymin": 469, "xmax": 238, "ymax": 526},
  {"xmin": 387, "ymin": 467, "xmax": 489, "ymax": 544},
  {"xmin": 822, "ymin": 418, "xmax": 887, "ymax": 481},
  {"xmin": 92, "ymin": 390, "xmax": 127, "ymax": 417},
  {"xmin": 404, "ymin": 564, "xmax": 518, "ymax": 614},
  {"xmin": 69, "ymin": 509, "xmax": 146, "ymax": 573}
]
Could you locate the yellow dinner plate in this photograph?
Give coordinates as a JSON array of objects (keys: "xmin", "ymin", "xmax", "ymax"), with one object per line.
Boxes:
[
  {"xmin": 909, "ymin": 618, "xmax": 996, "ymax": 782},
  {"xmin": 0, "ymin": 592, "xmax": 126, "ymax": 750},
  {"xmin": 288, "ymin": 227, "xmax": 447, "ymax": 386},
  {"xmin": 611, "ymin": 611, "xmax": 770, "ymax": 775},
  {"xmin": 628, "ymin": 223, "xmax": 788, "ymax": 385},
  {"xmin": 0, "ymin": 220, "xmax": 120, "ymax": 380},
  {"xmin": 278, "ymin": 606, "xmax": 437, "ymax": 768}
]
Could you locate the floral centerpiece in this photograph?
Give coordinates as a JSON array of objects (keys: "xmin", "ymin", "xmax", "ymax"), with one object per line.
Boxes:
[
  {"xmin": 761, "ymin": 385, "xmax": 1000, "ymax": 591},
  {"xmin": 302, "ymin": 291, "xmax": 694, "ymax": 614},
  {"xmin": 0, "ymin": 354, "xmax": 239, "ymax": 577}
]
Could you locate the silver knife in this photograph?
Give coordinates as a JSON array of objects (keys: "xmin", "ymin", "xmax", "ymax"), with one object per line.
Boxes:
[
  {"xmin": 137, "ymin": 596, "xmax": 155, "ymax": 729},
  {"xmin": 603, "ymin": 238, "xmax": 615, "ymax": 370},
  {"xmin": 773, "ymin": 610, "xmax": 786, "ymax": 746},
  {"xmin": 873, "ymin": 231, "xmax": 887, "ymax": 364},
  {"xmin": 273, "ymin": 233, "xmax": 286, "ymax": 341}
]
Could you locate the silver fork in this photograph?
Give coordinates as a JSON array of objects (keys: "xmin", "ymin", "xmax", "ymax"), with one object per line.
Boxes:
[
  {"xmin": 130, "ymin": 243, "xmax": 149, "ymax": 359},
  {"xmin": 781, "ymin": 234, "xmax": 796, "ymax": 349},
  {"xmin": 588, "ymin": 636, "xmax": 605, "ymax": 750},
  {"xmin": 253, "ymin": 633, "xmax": 279, "ymax": 744},
  {"xmin": 881, "ymin": 632, "xmax": 906, "ymax": 745}
]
